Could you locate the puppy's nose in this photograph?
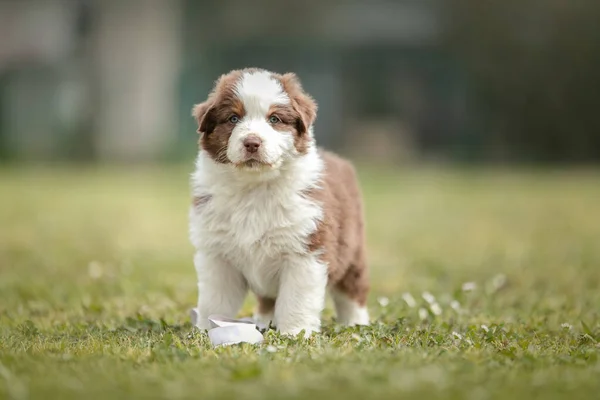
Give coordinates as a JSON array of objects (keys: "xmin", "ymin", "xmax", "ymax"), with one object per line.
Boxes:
[{"xmin": 243, "ymin": 136, "xmax": 262, "ymax": 153}]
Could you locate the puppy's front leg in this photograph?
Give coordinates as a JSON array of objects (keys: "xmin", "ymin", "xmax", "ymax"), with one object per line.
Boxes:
[
  {"xmin": 275, "ymin": 255, "xmax": 328, "ymax": 337},
  {"xmin": 194, "ymin": 252, "xmax": 247, "ymax": 330}
]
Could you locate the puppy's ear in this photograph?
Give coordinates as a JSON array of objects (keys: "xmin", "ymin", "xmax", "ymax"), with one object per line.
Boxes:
[
  {"xmin": 281, "ymin": 73, "xmax": 318, "ymax": 136},
  {"xmin": 191, "ymin": 101, "xmax": 216, "ymax": 135}
]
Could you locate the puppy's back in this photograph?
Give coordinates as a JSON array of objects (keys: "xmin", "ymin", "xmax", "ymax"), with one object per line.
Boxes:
[{"xmin": 309, "ymin": 150, "xmax": 369, "ymax": 305}]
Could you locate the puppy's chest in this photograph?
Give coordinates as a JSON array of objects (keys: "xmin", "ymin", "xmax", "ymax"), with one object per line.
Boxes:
[{"xmin": 196, "ymin": 188, "xmax": 322, "ymax": 286}]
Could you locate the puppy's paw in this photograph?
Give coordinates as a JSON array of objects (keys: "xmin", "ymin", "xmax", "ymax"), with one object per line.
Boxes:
[
  {"xmin": 190, "ymin": 308, "xmax": 211, "ymax": 330},
  {"xmin": 277, "ymin": 326, "xmax": 319, "ymax": 339},
  {"xmin": 254, "ymin": 314, "xmax": 276, "ymax": 331}
]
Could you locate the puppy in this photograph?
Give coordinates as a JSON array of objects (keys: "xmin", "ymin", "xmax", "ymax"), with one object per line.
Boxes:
[{"xmin": 189, "ymin": 68, "xmax": 369, "ymax": 336}]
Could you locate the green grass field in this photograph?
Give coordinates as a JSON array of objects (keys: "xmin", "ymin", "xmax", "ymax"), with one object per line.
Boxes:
[{"xmin": 1, "ymin": 164, "xmax": 599, "ymax": 400}]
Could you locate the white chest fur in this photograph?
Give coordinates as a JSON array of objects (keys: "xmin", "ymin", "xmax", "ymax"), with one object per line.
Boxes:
[{"xmin": 189, "ymin": 150, "xmax": 324, "ymax": 297}]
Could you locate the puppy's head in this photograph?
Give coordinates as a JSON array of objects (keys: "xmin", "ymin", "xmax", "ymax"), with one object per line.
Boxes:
[{"xmin": 192, "ymin": 68, "xmax": 317, "ymax": 171}]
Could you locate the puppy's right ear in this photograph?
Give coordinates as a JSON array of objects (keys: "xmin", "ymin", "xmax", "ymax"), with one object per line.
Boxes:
[{"xmin": 191, "ymin": 101, "xmax": 216, "ymax": 135}]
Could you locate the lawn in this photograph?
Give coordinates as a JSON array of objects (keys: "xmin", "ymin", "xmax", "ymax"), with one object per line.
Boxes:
[{"xmin": 0, "ymin": 163, "xmax": 599, "ymax": 400}]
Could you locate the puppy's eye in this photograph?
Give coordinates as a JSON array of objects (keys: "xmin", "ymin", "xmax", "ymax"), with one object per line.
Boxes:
[
  {"xmin": 268, "ymin": 115, "xmax": 281, "ymax": 124},
  {"xmin": 229, "ymin": 115, "xmax": 240, "ymax": 124}
]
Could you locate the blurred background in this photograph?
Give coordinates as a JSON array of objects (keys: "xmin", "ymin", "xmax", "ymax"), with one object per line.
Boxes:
[{"xmin": 2, "ymin": 0, "xmax": 600, "ymax": 165}]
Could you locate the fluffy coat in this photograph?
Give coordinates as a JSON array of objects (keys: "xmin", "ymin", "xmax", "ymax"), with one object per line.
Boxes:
[{"xmin": 189, "ymin": 68, "xmax": 369, "ymax": 336}]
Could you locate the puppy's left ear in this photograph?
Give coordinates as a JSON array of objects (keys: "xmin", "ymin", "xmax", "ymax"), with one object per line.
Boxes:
[
  {"xmin": 191, "ymin": 101, "xmax": 215, "ymax": 135},
  {"xmin": 281, "ymin": 73, "xmax": 318, "ymax": 136}
]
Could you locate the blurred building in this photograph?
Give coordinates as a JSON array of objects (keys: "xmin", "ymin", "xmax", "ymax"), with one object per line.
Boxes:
[
  {"xmin": 0, "ymin": 0, "xmax": 182, "ymax": 162},
  {"xmin": 181, "ymin": 0, "xmax": 464, "ymax": 163},
  {"xmin": 1, "ymin": 0, "xmax": 462, "ymax": 163},
  {"xmin": 2, "ymin": 0, "xmax": 598, "ymax": 163}
]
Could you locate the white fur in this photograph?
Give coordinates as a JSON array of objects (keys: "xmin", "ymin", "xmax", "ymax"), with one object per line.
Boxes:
[
  {"xmin": 193, "ymin": 251, "xmax": 247, "ymax": 330},
  {"xmin": 227, "ymin": 70, "xmax": 294, "ymax": 168},
  {"xmin": 234, "ymin": 70, "xmax": 290, "ymax": 108},
  {"xmin": 190, "ymin": 136, "xmax": 327, "ymax": 336},
  {"xmin": 331, "ymin": 289, "xmax": 370, "ymax": 326}
]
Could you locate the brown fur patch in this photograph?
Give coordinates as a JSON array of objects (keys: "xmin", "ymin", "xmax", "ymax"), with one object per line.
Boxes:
[
  {"xmin": 257, "ymin": 296, "xmax": 275, "ymax": 315},
  {"xmin": 192, "ymin": 70, "xmax": 245, "ymax": 163},
  {"xmin": 274, "ymin": 73, "xmax": 318, "ymax": 154},
  {"xmin": 307, "ymin": 150, "xmax": 370, "ymax": 306},
  {"xmin": 267, "ymin": 103, "xmax": 313, "ymax": 155}
]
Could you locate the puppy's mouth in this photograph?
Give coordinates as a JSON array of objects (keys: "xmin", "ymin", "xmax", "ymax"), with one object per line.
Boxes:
[
  {"xmin": 242, "ymin": 159, "xmax": 263, "ymax": 168},
  {"xmin": 234, "ymin": 157, "xmax": 272, "ymax": 170}
]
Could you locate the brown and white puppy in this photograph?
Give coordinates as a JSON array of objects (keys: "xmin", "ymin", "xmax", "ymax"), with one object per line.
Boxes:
[{"xmin": 189, "ymin": 68, "xmax": 369, "ymax": 336}]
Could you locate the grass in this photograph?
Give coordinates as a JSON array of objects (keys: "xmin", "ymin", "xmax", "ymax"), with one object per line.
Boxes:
[{"xmin": 0, "ymin": 163, "xmax": 599, "ymax": 400}]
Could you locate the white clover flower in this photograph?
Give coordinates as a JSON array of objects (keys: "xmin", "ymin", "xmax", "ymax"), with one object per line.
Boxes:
[
  {"xmin": 377, "ymin": 296, "xmax": 390, "ymax": 307},
  {"xmin": 450, "ymin": 300, "xmax": 461, "ymax": 312},
  {"xmin": 422, "ymin": 291, "xmax": 436, "ymax": 304},
  {"xmin": 430, "ymin": 303, "xmax": 442, "ymax": 316},
  {"xmin": 402, "ymin": 293, "xmax": 417, "ymax": 308},
  {"xmin": 561, "ymin": 323, "xmax": 573, "ymax": 330}
]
